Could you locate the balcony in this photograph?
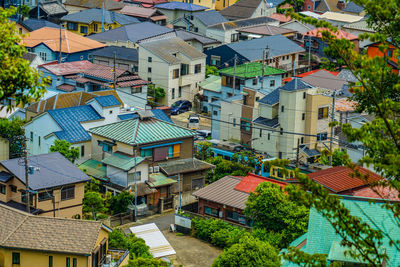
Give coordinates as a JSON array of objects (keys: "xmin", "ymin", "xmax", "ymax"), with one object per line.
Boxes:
[{"xmin": 101, "ymin": 249, "xmax": 129, "ymax": 267}]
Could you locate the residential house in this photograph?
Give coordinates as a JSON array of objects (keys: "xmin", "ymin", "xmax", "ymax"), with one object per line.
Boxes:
[
  {"xmin": 219, "ymin": 0, "xmax": 275, "ymax": 21},
  {"xmin": 214, "ymin": 0, "xmax": 235, "ymax": 11},
  {"xmin": 251, "ymin": 78, "xmax": 333, "ymax": 159},
  {"xmin": 303, "ymin": 0, "xmax": 343, "ymax": 13},
  {"xmin": 22, "ymin": 52, "xmax": 44, "ymax": 70},
  {"xmin": 124, "ymin": 0, "xmax": 168, "ymax": 8},
  {"xmin": 24, "ymin": 96, "xmax": 122, "ymax": 163},
  {"xmin": 199, "ymin": 75, "xmax": 224, "ymax": 113},
  {"xmin": 286, "ymin": 69, "xmax": 347, "ymax": 92},
  {"xmin": 64, "ymin": 0, "xmax": 125, "ymax": 14},
  {"xmin": 342, "ymin": 19, "xmax": 375, "ymax": 48},
  {"xmin": 268, "ymin": 13, "xmax": 292, "ymax": 24},
  {"xmin": 279, "ymin": 19, "xmax": 315, "ymax": 43},
  {"xmin": 176, "ymin": 0, "xmax": 216, "ymax": 9},
  {"xmin": 282, "ymin": 196, "xmax": 400, "ymax": 267},
  {"xmin": 119, "ymin": 6, "xmax": 167, "ymax": 25},
  {"xmin": 205, "ymin": 35, "xmax": 307, "ymax": 76},
  {"xmin": 206, "ymin": 16, "xmax": 279, "ymax": 44},
  {"xmin": 0, "ymin": 105, "xmax": 25, "ymax": 120},
  {"xmin": 154, "ymin": 2, "xmax": 208, "ymax": 25},
  {"xmin": 22, "ymin": 27, "xmax": 106, "ymax": 63},
  {"xmin": 138, "ymin": 36, "xmax": 206, "ymax": 106},
  {"xmin": 61, "ymin": 8, "xmax": 140, "ymax": 36},
  {"xmin": 88, "ymin": 21, "xmax": 173, "ymax": 48},
  {"xmin": 303, "ymin": 28, "xmax": 359, "ymax": 59},
  {"xmin": 0, "ymin": 203, "xmax": 129, "ymax": 267},
  {"xmin": 91, "ymin": 46, "xmax": 139, "ymax": 73},
  {"xmin": 28, "ymin": 1, "xmax": 68, "ymax": 24},
  {"xmin": 186, "ymin": 10, "xmax": 228, "ymax": 36},
  {"xmin": 319, "ymin": 11, "xmax": 363, "ymax": 27},
  {"xmin": 0, "ymin": 152, "xmax": 90, "ymax": 218},
  {"xmin": 341, "ymin": 1, "xmax": 365, "ymax": 16},
  {"xmin": 193, "ymin": 173, "xmax": 288, "ymax": 225},
  {"xmin": 237, "ymin": 24, "xmax": 296, "ymax": 39},
  {"xmin": 367, "ymin": 40, "xmax": 398, "ymax": 74},
  {"xmin": 15, "ymin": 18, "xmax": 58, "ymax": 35}
]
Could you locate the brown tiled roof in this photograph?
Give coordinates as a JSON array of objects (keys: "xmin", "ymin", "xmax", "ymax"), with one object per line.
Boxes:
[
  {"xmin": 40, "ymin": 61, "xmax": 93, "ymax": 76},
  {"xmin": 238, "ymin": 24, "xmax": 295, "ymax": 36},
  {"xmin": 120, "ymin": 6, "xmax": 157, "ymax": 18},
  {"xmin": 159, "ymin": 158, "xmax": 214, "ymax": 176},
  {"xmin": 193, "ymin": 176, "xmax": 249, "ymax": 210},
  {"xmin": 219, "ymin": 0, "xmax": 264, "ymax": 20},
  {"xmin": 56, "ymin": 84, "xmax": 76, "ymax": 92},
  {"xmin": 0, "ymin": 204, "xmax": 108, "ymax": 255},
  {"xmin": 64, "ymin": 0, "xmax": 125, "ymax": 10}
]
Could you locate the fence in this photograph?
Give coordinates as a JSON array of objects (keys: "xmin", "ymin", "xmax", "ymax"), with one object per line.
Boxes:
[
  {"xmin": 182, "ymin": 210, "xmax": 251, "ymax": 230},
  {"xmin": 109, "ymin": 211, "xmax": 135, "ymax": 227}
]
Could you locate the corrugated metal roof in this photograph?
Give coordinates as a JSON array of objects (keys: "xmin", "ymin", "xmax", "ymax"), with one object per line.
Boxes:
[
  {"xmin": 102, "ymin": 154, "xmax": 145, "ymax": 171},
  {"xmin": 148, "ymin": 172, "xmax": 177, "ymax": 187},
  {"xmin": 193, "ymin": 10, "xmax": 227, "ymax": 26},
  {"xmin": 155, "ymin": 1, "xmax": 207, "ymax": 11},
  {"xmin": 61, "ymin": 8, "xmax": 140, "ymax": 25},
  {"xmin": 253, "ymin": 116, "xmax": 279, "ymax": 128},
  {"xmin": 219, "ymin": 62, "xmax": 285, "ymax": 78},
  {"xmin": 90, "ymin": 45, "xmax": 138, "ymax": 62},
  {"xmin": 234, "ymin": 173, "xmax": 287, "ymax": 193},
  {"xmin": 78, "ymin": 159, "xmax": 107, "ymax": 180},
  {"xmin": 94, "ymin": 95, "xmax": 121, "ymax": 107},
  {"xmin": 39, "ymin": 60, "xmax": 93, "ymax": 76},
  {"xmin": 89, "ymin": 117, "xmax": 195, "ymax": 145}
]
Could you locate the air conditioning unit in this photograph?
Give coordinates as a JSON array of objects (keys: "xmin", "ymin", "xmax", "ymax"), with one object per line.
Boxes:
[
  {"xmin": 105, "ymin": 255, "xmax": 112, "ymax": 264},
  {"xmin": 153, "ymin": 166, "xmax": 160, "ymax": 173},
  {"xmin": 149, "ymin": 167, "xmax": 153, "ymax": 173}
]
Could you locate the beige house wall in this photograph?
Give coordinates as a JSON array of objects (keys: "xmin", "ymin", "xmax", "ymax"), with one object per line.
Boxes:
[{"xmin": 0, "ymin": 138, "xmax": 9, "ymax": 161}]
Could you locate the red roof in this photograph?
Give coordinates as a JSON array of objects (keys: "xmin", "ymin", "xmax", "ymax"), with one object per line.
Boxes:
[
  {"xmin": 56, "ymin": 84, "xmax": 76, "ymax": 92},
  {"xmin": 307, "ymin": 166, "xmax": 382, "ymax": 193},
  {"xmin": 39, "ymin": 60, "xmax": 93, "ymax": 76},
  {"xmin": 351, "ymin": 186, "xmax": 399, "ymax": 201},
  {"xmin": 269, "ymin": 13, "xmax": 292, "ymax": 23},
  {"xmin": 304, "ymin": 28, "xmax": 358, "ymax": 40},
  {"xmin": 234, "ymin": 173, "xmax": 288, "ymax": 193},
  {"xmin": 283, "ymin": 69, "xmax": 339, "ymax": 82}
]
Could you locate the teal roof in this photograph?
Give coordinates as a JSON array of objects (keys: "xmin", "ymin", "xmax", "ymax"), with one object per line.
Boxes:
[
  {"xmin": 78, "ymin": 159, "xmax": 106, "ymax": 180},
  {"xmin": 102, "ymin": 154, "xmax": 145, "ymax": 171},
  {"xmin": 283, "ymin": 197, "xmax": 400, "ymax": 266},
  {"xmin": 89, "ymin": 118, "xmax": 195, "ymax": 146},
  {"xmin": 148, "ymin": 172, "xmax": 177, "ymax": 187},
  {"xmin": 199, "ymin": 75, "xmax": 222, "ymax": 93}
]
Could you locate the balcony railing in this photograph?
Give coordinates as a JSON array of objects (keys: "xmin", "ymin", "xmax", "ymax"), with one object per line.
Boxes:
[{"xmin": 101, "ymin": 249, "xmax": 129, "ymax": 267}]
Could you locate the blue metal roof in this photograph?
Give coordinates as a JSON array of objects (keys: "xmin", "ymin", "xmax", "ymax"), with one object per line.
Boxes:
[
  {"xmin": 342, "ymin": 1, "xmax": 364, "ymax": 14},
  {"xmin": 94, "ymin": 95, "xmax": 121, "ymax": 107},
  {"xmin": 253, "ymin": 117, "xmax": 279, "ymax": 128},
  {"xmin": 48, "ymin": 105, "xmax": 103, "ymax": 143},
  {"xmin": 20, "ymin": 18, "xmax": 59, "ymax": 31},
  {"xmin": 90, "ymin": 46, "xmax": 138, "ymax": 62},
  {"xmin": 151, "ymin": 109, "xmax": 174, "ymax": 124},
  {"xmin": 155, "ymin": 1, "xmax": 208, "ymax": 11},
  {"xmin": 193, "ymin": 10, "xmax": 227, "ymax": 26},
  {"xmin": 118, "ymin": 113, "xmax": 138, "ymax": 120},
  {"xmin": 61, "ymin": 8, "xmax": 139, "ymax": 25},
  {"xmin": 266, "ymin": 0, "xmax": 286, "ymax": 7},
  {"xmin": 258, "ymin": 88, "xmax": 280, "ymax": 105},
  {"xmin": 280, "ymin": 77, "xmax": 312, "ymax": 91}
]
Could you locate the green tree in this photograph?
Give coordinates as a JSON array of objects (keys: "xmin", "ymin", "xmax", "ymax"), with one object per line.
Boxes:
[
  {"xmin": 0, "ymin": 118, "xmax": 25, "ymax": 158},
  {"xmin": 109, "ymin": 229, "xmax": 153, "ymax": 259},
  {"xmin": 0, "ymin": 7, "xmax": 49, "ymax": 108},
  {"xmin": 20, "ymin": 5, "xmax": 30, "ymax": 17},
  {"xmin": 108, "ymin": 191, "xmax": 134, "ymax": 215},
  {"xmin": 205, "ymin": 156, "xmax": 254, "ymax": 183},
  {"xmin": 85, "ymin": 177, "xmax": 101, "ymax": 193},
  {"xmin": 206, "ymin": 65, "xmax": 219, "ymax": 78},
  {"xmin": 277, "ymin": 0, "xmax": 304, "ymax": 12},
  {"xmin": 212, "ymin": 236, "xmax": 280, "ymax": 267},
  {"xmin": 82, "ymin": 191, "xmax": 106, "ymax": 220},
  {"xmin": 50, "ymin": 139, "xmax": 80, "ymax": 163},
  {"xmin": 318, "ymin": 148, "xmax": 350, "ymax": 166},
  {"xmin": 244, "ymin": 183, "xmax": 309, "ymax": 246},
  {"xmin": 147, "ymin": 84, "xmax": 166, "ymax": 102},
  {"xmin": 195, "ymin": 141, "xmax": 213, "ymax": 160}
]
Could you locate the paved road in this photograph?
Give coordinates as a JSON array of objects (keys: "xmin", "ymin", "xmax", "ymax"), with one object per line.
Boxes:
[
  {"xmin": 171, "ymin": 111, "xmax": 211, "ymax": 131},
  {"xmin": 122, "ymin": 212, "xmax": 175, "ymax": 234}
]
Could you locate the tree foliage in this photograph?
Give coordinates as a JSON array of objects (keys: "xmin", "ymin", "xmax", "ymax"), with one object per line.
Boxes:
[
  {"xmin": 108, "ymin": 191, "xmax": 134, "ymax": 215},
  {"xmin": 82, "ymin": 191, "xmax": 106, "ymax": 220},
  {"xmin": 147, "ymin": 84, "xmax": 166, "ymax": 102},
  {"xmin": 20, "ymin": 5, "xmax": 30, "ymax": 17},
  {"xmin": 109, "ymin": 229, "xmax": 152, "ymax": 259},
  {"xmin": 206, "ymin": 65, "xmax": 219, "ymax": 78},
  {"xmin": 195, "ymin": 141, "xmax": 213, "ymax": 161},
  {"xmin": 50, "ymin": 139, "xmax": 80, "ymax": 163},
  {"xmin": 0, "ymin": 118, "xmax": 25, "ymax": 158},
  {"xmin": 318, "ymin": 148, "xmax": 350, "ymax": 166},
  {"xmin": 124, "ymin": 258, "xmax": 168, "ymax": 267},
  {"xmin": 0, "ymin": 7, "xmax": 49, "ymax": 108},
  {"xmin": 205, "ymin": 156, "xmax": 254, "ymax": 183}
]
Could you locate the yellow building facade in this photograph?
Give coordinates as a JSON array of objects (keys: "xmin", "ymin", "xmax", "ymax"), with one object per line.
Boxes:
[{"xmin": 65, "ymin": 21, "xmax": 121, "ymax": 36}]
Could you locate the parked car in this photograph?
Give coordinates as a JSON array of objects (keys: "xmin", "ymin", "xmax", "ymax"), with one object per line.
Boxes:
[
  {"xmin": 196, "ymin": 129, "xmax": 211, "ymax": 139},
  {"xmin": 187, "ymin": 115, "xmax": 200, "ymax": 130},
  {"xmin": 171, "ymin": 100, "xmax": 192, "ymax": 115}
]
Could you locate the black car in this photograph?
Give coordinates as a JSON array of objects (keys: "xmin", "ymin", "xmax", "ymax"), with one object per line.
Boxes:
[{"xmin": 171, "ymin": 100, "xmax": 192, "ymax": 115}]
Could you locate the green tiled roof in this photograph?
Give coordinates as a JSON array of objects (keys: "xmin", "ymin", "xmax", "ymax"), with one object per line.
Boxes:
[
  {"xmin": 219, "ymin": 62, "xmax": 286, "ymax": 79},
  {"xmin": 89, "ymin": 118, "xmax": 196, "ymax": 145},
  {"xmin": 102, "ymin": 154, "xmax": 145, "ymax": 171},
  {"xmin": 199, "ymin": 75, "xmax": 222, "ymax": 93},
  {"xmin": 78, "ymin": 159, "xmax": 106, "ymax": 180},
  {"xmin": 148, "ymin": 172, "xmax": 177, "ymax": 187}
]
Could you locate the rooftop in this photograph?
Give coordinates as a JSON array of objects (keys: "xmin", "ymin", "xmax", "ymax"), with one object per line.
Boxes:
[
  {"xmin": 320, "ymin": 11, "xmax": 364, "ymax": 23},
  {"xmin": 0, "ymin": 152, "xmax": 90, "ymax": 190},
  {"xmin": 158, "ymin": 158, "xmax": 214, "ymax": 175},
  {"xmin": 119, "ymin": 6, "xmax": 159, "ymax": 18},
  {"xmin": 208, "ymin": 16, "xmax": 277, "ymax": 31},
  {"xmin": 258, "ymin": 88, "xmax": 280, "ymax": 105},
  {"xmin": 90, "ymin": 46, "xmax": 138, "ymax": 62},
  {"xmin": 64, "ymin": 0, "xmax": 125, "ymax": 10},
  {"xmin": 280, "ymin": 77, "xmax": 312, "ymax": 91},
  {"xmin": 19, "ymin": 18, "xmax": 59, "ymax": 31},
  {"xmin": 238, "ymin": 24, "xmax": 295, "ymax": 36},
  {"xmin": 148, "ymin": 172, "xmax": 177, "ymax": 187},
  {"xmin": 219, "ymin": 62, "xmax": 285, "ymax": 78},
  {"xmin": 304, "ymin": 27, "xmax": 358, "ymax": 40},
  {"xmin": 253, "ymin": 116, "xmax": 279, "ymax": 128},
  {"xmin": 39, "ymin": 60, "xmax": 93, "ymax": 76},
  {"xmin": 78, "ymin": 159, "xmax": 106, "ymax": 180},
  {"xmin": 193, "ymin": 10, "xmax": 228, "ymax": 26},
  {"xmin": 269, "ymin": 13, "xmax": 292, "ymax": 23},
  {"xmin": 342, "ymin": 19, "xmax": 374, "ymax": 33},
  {"xmin": 234, "ymin": 173, "xmax": 287, "ymax": 193},
  {"xmin": 22, "ymin": 27, "xmax": 106, "ymax": 53},
  {"xmin": 102, "ymin": 154, "xmax": 145, "ymax": 171},
  {"xmin": 89, "ymin": 117, "xmax": 196, "ymax": 146},
  {"xmin": 219, "ymin": 0, "xmax": 270, "ymax": 20},
  {"xmin": 94, "ymin": 95, "xmax": 122, "ymax": 107},
  {"xmin": 342, "ymin": 1, "xmax": 364, "ymax": 14},
  {"xmin": 301, "ymin": 69, "xmax": 347, "ymax": 91},
  {"xmin": 62, "ymin": 8, "xmax": 139, "ymax": 25},
  {"xmin": 37, "ymin": 0, "xmax": 68, "ymax": 15},
  {"xmin": 199, "ymin": 75, "xmax": 222, "ymax": 93},
  {"xmin": 154, "ymin": 1, "xmax": 207, "ymax": 11}
]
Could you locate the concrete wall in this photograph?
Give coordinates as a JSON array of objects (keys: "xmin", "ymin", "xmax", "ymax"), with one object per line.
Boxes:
[{"xmin": 0, "ymin": 138, "xmax": 9, "ymax": 161}]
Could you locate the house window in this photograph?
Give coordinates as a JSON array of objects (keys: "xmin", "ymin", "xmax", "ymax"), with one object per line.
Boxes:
[
  {"xmin": 317, "ymin": 132, "xmax": 328, "ymax": 141},
  {"xmin": 80, "ymin": 26, "xmax": 88, "ymax": 34},
  {"xmin": 148, "ymin": 57, "xmax": 152, "ymax": 62},
  {"xmin": 10, "ymin": 185, "xmax": 17, "ymax": 192},
  {"xmin": 148, "ymin": 67, "xmax": 152, "ymax": 73},
  {"xmin": 211, "ymin": 97, "xmax": 218, "ymax": 102},
  {"xmin": 279, "ymin": 152, "xmax": 282, "ymax": 158},
  {"xmin": 81, "ymin": 145, "xmax": 85, "ymax": 157},
  {"xmin": 173, "ymin": 69, "xmax": 180, "ymax": 79},
  {"xmin": 66, "ymin": 257, "xmax": 70, "ymax": 267},
  {"xmin": 233, "ymin": 118, "xmax": 236, "ymax": 126},
  {"xmin": 172, "ymin": 88, "xmax": 175, "ymax": 99},
  {"xmin": 230, "ymin": 33, "xmax": 239, "ymax": 42},
  {"xmin": 303, "ymin": 92, "xmax": 306, "ymax": 99},
  {"xmin": 12, "ymin": 252, "xmax": 20, "ymax": 264},
  {"xmin": 387, "ymin": 49, "xmax": 393, "ymax": 58},
  {"xmin": 39, "ymin": 52, "xmax": 47, "ymax": 61},
  {"xmin": 252, "ymin": 78, "xmax": 257, "ymax": 85},
  {"xmin": 30, "ymin": 131, "xmax": 33, "ymax": 140},
  {"xmin": 178, "ymin": 87, "xmax": 182, "ymax": 97},
  {"xmin": 61, "ymin": 186, "xmax": 75, "ymax": 201},
  {"xmin": 210, "ymin": 55, "xmax": 221, "ymax": 66},
  {"xmin": 307, "ymin": 5, "xmax": 311, "ymax": 9},
  {"xmin": 131, "ymin": 87, "xmax": 142, "ymax": 94},
  {"xmin": 259, "ymin": 129, "xmax": 262, "ymax": 137},
  {"xmin": 204, "ymin": 206, "xmax": 218, "ymax": 217},
  {"xmin": 38, "ymin": 136, "xmax": 41, "ymax": 146},
  {"xmin": 67, "ymin": 22, "xmax": 78, "ymax": 31},
  {"xmin": 76, "ymin": 82, "xmax": 84, "ymax": 88},
  {"xmin": 243, "ymin": 95, "xmax": 248, "ymax": 105},
  {"xmin": 49, "ymin": 256, "xmax": 53, "ymax": 267},
  {"xmin": 80, "ymin": 55, "xmax": 84, "ymax": 60},
  {"xmin": 280, "ymin": 127, "xmax": 283, "ymax": 135},
  {"xmin": 93, "ymin": 23, "xmax": 98, "ymax": 32},
  {"xmin": 301, "ymin": 137, "xmax": 304, "ymax": 144},
  {"xmin": 240, "ymin": 120, "xmax": 251, "ymax": 132},
  {"xmin": 194, "ymin": 27, "xmax": 198, "ymax": 32},
  {"xmin": 318, "ymin": 107, "xmax": 329, "ymax": 119},
  {"xmin": 226, "ymin": 210, "xmax": 246, "ymax": 224},
  {"xmin": 302, "ymin": 113, "xmax": 305, "ymax": 120},
  {"xmin": 73, "ymin": 258, "xmax": 77, "ymax": 267},
  {"xmin": 140, "ymin": 148, "xmax": 153, "ymax": 157},
  {"xmin": 213, "ymin": 110, "xmax": 218, "ymax": 116},
  {"xmin": 38, "ymin": 191, "xmax": 53, "ymax": 201},
  {"xmin": 148, "ymin": 77, "xmax": 152, "ymax": 82},
  {"xmin": 128, "ymin": 172, "xmax": 141, "ymax": 184},
  {"xmin": 180, "ymin": 64, "xmax": 189, "ymax": 76},
  {"xmin": 270, "ymin": 80, "xmax": 275, "ymax": 87},
  {"xmin": 168, "ymin": 144, "xmax": 181, "ymax": 158},
  {"xmin": 0, "ymin": 184, "xmax": 5, "ymax": 194},
  {"xmin": 98, "ymin": 141, "xmax": 113, "ymax": 154},
  {"xmin": 268, "ymin": 133, "xmax": 270, "ymax": 140},
  {"xmin": 195, "ymin": 64, "xmax": 201, "ymax": 73},
  {"xmin": 281, "ymin": 106, "xmax": 284, "ymax": 112}
]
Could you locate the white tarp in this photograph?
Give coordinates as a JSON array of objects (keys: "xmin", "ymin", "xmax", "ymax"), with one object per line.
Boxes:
[{"xmin": 130, "ymin": 223, "xmax": 176, "ymax": 258}]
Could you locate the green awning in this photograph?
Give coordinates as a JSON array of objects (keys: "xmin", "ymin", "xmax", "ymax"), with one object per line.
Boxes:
[
  {"xmin": 147, "ymin": 172, "xmax": 177, "ymax": 187},
  {"xmin": 102, "ymin": 153, "xmax": 145, "ymax": 171},
  {"xmin": 78, "ymin": 159, "xmax": 107, "ymax": 180}
]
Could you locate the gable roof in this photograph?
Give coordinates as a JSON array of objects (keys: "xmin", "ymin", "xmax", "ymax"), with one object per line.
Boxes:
[
  {"xmin": 22, "ymin": 27, "xmax": 106, "ymax": 53},
  {"xmin": 258, "ymin": 88, "xmax": 280, "ymax": 105},
  {"xmin": 159, "ymin": 158, "xmax": 214, "ymax": 175},
  {"xmin": 199, "ymin": 75, "xmax": 222, "ymax": 93},
  {"xmin": 269, "ymin": 13, "xmax": 292, "ymax": 23},
  {"xmin": 38, "ymin": 0, "xmax": 68, "ymax": 15},
  {"xmin": 40, "ymin": 60, "xmax": 93, "ymax": 76},
  {"xmin": 127, "ymin": 0, "xmax": 168, "ymax": 7},
  {"xmin": 61, "ymin": 8, "xmax": 139, "ymax": 25},
  {"xmin": 154, "ymin": 1, "xmax": 207, "ymax": 11},
  {"xmin": 88, "ymin": 22, "xmax": 173, "ymax": 44},
  {"xmin": 307, "ymin": 166, "xmax": 382, "ymax": 193},
  {"xmin": 219, "ymin": 62, "xmax": 285, "ymax": 78},
  {"xmin": 315, "ymin": 0, "xmax": 341, "ymax": 13},
  {"xmin": 90, "ymin": 46, "xmax": 138, "ymax": 62},
  {"xmin": 301, "ymin": 69, "xmax": 347, "ymax": 91},
  {"xmin": 64, "ymin": 0, "xmax": 125, "ymax": 10},
  {"xmin": 219, "ymin": 0, "xmax": 266, "ymax": 20},
  {"xmin": 234, "ymin": 173, "xmax": 287, "ymax": 193},
  {"xmin": 102, "ymin": 153, "xmax": 145, "ymax": 171},
  {"xmin": 19, "ymin": 18, "xmax": 59, "ymax": 31},
  {"xmin": 193, "ymin": 10, "xmax": 228, "ymax": 26},
  {"xmin": 253, "ymin": 116, "xmax": 279, "ymax": 128},
  {"xmin": 226, "ymin": 35, "xmax": 305, "ymax": 61},
  {"xmin": 319, "ymin": 11, "xmax": 364, "ymax": 23},
  {"xmin": 280, "ymin": 77, "xmax": 312, "ymax": 91},
  {"xmin": 238, "ymin": 24, "xmax": 295, "ymax": 36},
  {"xmin": 120, "ymin": 6, "xmax": 159, "ymax": 18},
  {"xmin": 0, "ymin": 152, "xmax": 90, "ymax": 190},
  {"xmin": 342, "ymin": 1, "xmax": 364, "ymax": 14},
  {"xmin": 208, "ymin": 16, "xmax": 278, "ymax": 31},
  {"xmin": 150, "ymin": 109, "xmax": 174, "ymax": 124},
  {"xmin": 94, "ymin": 95, "xmax": 121, "ymax": 107},
  {"xmin": 88, "ymin": 117, "xmax": 196, "ymax": 146},
  {"xmin": 304, "ymin": 27, "xmax": 358, "ymax": 40},
  {"xmin": 139, "ymin": 37, "xmax": 205, "ymax": 64},
  {"xmin": 0, "ymin": 203, "xmax": 108, "ymax": 255},
  {"xmin": 174, "ymin": 29, "xmax": 220, "ymax": 45},
  {"xmin": 48, "ymin": 105, "xmax": 104, "ymax": 143},
  {"xmin": 342, "ymin": 19, "xmax": 374, "ymax": 33}
]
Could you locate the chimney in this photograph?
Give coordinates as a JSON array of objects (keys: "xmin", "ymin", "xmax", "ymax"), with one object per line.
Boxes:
[{"xmin": 337, "ymin": 0, "xmax": 345, "ymax": 10}]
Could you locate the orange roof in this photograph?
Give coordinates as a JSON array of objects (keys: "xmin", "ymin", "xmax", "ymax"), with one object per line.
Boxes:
[
  {"xmin": 335, "ymin": 98, "xmax": 357, "ymax": 112},
  {"xmin": 283, "ymin": 69, "xmax": 339, "ymax": 82},
  {"xmin": 269, "ymin": 13, "xmax": 292, "ymax": 23},
  {"xmin": 234, "ymin": 173, "xmax": 287, "ymax": 193},
  {"xmin": 21, "ymin": 27, "xmax": 106, "ymax": 53},
  {"xmin": 304, "ymin": 28, "xmax": 358, "ymax": 41}
]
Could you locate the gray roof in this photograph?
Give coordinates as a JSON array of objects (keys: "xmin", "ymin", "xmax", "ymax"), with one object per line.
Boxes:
[
  {"xmin": 139, "ymin": 37, "xmax": 206, "ymax": 64},
  {"xmin": 227, "ymin": 35, "xmax": 305, "ymax": 61},
  {"xmin": 40, "ymin": 0, "xmax": 68, "ymax": 15},
  {"xmin": 301, "ymin": 70, "xmax": 347, "ymax": 91},
  {"xmin": 22, "ymin": 52, "xmax": 38, "ymax": 63},
  {"xmin": 253, "ymin": 116, "xmax": 279, "ymax": 128},
  {"xmin": 88, "ymin": 22, "xmax": 173, "ymax": 44},
  {"xmin": 342, "ymin": 19, "xmax": 374, "ymax": 33},
  {"xmin": 219, "ymin": 0, "xmax": 266, "ymax": 20},
  {"xmin": 193, "ymin": 10, "xmax": 228, "ymax": 26},
  {"xmin": 342, "ymin": 1, "xmax": 364, "ymax": 14},
  {"xmin": 258, "ymin": 88, "xmax": 280, "ymax": 105},
  {"xmin": 64, "ymin": 0, "xmax": 125, "ymax": 10},
  {"xmin": 337, "ymin": 69, "xmax": 358, "ymax": 83},
  {"xmin": 192, "ymin": 176, "xmax": 249, "ymax": 210},
  {"xmin": 208, "ymin": 16, "xmax": 277, "ymax": 31},
  {"xmin": 159, "ymin": 158, "xmax": 214, "ymax": 175},
  {"xmin": 0, "ymin": 152, "xmax": 90, "ymax": 190},
  {"xmin": 90, "ymin": 45, "xmax": 138, "ymax": 62},
  {"xmin": 61, "ymin": 8, "xmax": 139, "ymax": 25},
  {"xmin": 280, "ymin": 77, "xmax": 312, "ymax": 91},
  {"xmin": 300, "ymin": 145, "xmax": 321, "ymax": 157},
  {"xmin": 175, "ymin": 29, "xmax": 220, "ymax": 45},
  {"xmin": 19, "ymin": 18, "xmax": 59, "ymax": 31}
]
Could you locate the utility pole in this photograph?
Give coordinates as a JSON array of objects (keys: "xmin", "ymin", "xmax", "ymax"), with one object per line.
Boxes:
[
  {"xmin": 37, "ymin": 0, "xmax": 40, "ymax": 19},
  {"xmin": 329, "ymin": 91, "xmax": 336, "ymax": 165},
  {"xmin": 296, "ymin": 138, "xmax": 300, "ymax": 168},
  {"xmin": 261, "ymin": 45, "xmax": 269, "ymax": 90},
  {"xmin": 178, "ymin": 173, "xmax": 181, "ymax": 211},
  {"xmin": 232, "ymin": 54, "xmax": 237, "ymax": 95},
  {"xmin": 292, "ymin": 58, "xmax": 296, "ymax": 77},
  {"xmin": 308, "ymin": 35, "xmax": 312, "ymax": 71},
  {"xmin": 23, "ymin": 138, "xmax": 30, "ymax": 213},
  {"xmin": 113, "ymin": 51, "xmax": 117, "ymax": 89},
  {"xmin": 134, "ymin": 149, "xmax": 137, "ymax": 221},
  {"xmin": 101, "ymin": 0, "xmax": 105, "ymax": 32},
  {"xmin": 58, "ymin": 24, "xmax": 62, "ymax": 63}
]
